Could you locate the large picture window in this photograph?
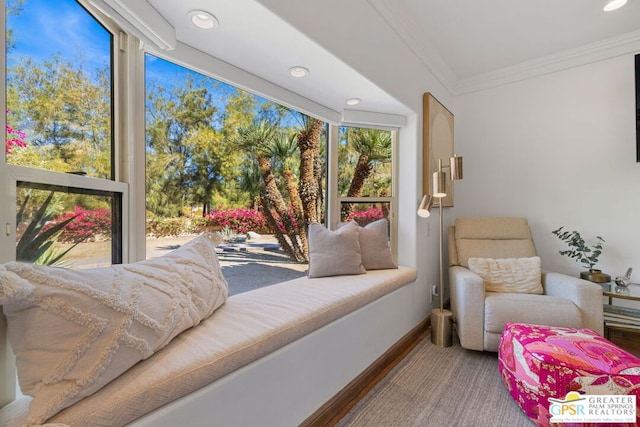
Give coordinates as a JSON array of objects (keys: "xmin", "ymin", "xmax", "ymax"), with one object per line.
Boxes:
[{"xmin": 144, "ymin": 55, "xmax": 328, "ymax": 293}]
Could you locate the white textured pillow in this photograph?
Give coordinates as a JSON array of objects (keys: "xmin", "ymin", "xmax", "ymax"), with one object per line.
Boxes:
[
  {"xmin": 339, "ymin": 220, "xmax": 397, "ymax": 270},
  {"xmin": 308, "ymin": 222, "xmax": 366, "ymax": 278},
  {"xmin": 467, "ymin": 256, "xmax": 543, "ymax": 294},
  {"xmin": 0, "ymin": 234, "xmax": 228, "ymax": 425}
]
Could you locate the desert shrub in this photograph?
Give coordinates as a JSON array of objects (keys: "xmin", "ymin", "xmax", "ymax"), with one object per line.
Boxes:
[
  {"xmin": 46, "ymin": 206, "xmax": 112, "ymax": 243},
  {"xmin": 146, "ymin": 217, "xmax": 189, "ymax": 237},
  {"xmin": 346, "ymin": 206, "xmax": 385, "ymax": 227},
  {"xmin": 205, "ymin": 208, "xmax": 266, "ymax": 234},
  {"xmin": 183, "ymin": 216, "xmax": 209, "ymax": 234}
]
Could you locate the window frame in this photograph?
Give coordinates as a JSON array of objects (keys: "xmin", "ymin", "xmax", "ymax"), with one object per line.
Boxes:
[
  {"xmin": 13, "ymin": 167, "xmax": 127, "ymax": 265},
  {"xmin": 327, "ymin": 125, "xmax": 399, "ymax": 259},
  {"xmin": 1, "ymin": 0, "xmax": 131, "ymax": 265}
]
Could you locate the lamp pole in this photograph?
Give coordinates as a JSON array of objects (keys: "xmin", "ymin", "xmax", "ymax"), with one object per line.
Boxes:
[
  {"xmin": 418, "ymin": 155, "xmax": 463, "ymax": 348},
  {"xmin": 431, "ymin": 196, "xmax": 453, "ymax": 347}
]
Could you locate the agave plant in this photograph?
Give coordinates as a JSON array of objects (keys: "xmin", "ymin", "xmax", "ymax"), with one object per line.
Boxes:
[{"xmin": 16, "ymin": 191, "xmax": 79, "ymax": 266}]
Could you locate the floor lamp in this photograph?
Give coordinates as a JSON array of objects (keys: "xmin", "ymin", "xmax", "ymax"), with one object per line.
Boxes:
[{"xmin": 417, "ymin": 155, "xmax": 463, "ymax": 347}]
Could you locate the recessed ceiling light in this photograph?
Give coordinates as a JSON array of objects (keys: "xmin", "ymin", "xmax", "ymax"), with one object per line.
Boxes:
[
  {"xmin": 603, "ymin": 0, "xmax": 627, "ymax": 11},
  {"xmin": 289, "ymin": 66, "xmax": 310, "ymax": 78},
  {"xmin": 346, "ymin": 98, "xmax": 362, "ymax": 106},
  {"xmin": 189, "ymin": 10, "xmax": 219, "ymax": 30}
]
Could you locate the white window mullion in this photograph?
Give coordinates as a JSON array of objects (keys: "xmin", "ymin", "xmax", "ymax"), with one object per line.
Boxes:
[
  {"xmin": 390, "ymin": 130, "xmax": 399, "ymax": 260},
  {"xmin": 327, "ymin": 125, "xmax": 340, "ymax": 229}
]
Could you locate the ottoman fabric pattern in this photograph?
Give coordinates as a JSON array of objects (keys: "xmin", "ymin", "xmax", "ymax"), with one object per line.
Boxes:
[{"xmin": 498, "ymin": 323, "xmax": 640, "ymax": 426}]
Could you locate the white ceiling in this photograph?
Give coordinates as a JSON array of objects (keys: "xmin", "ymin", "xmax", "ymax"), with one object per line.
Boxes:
[
  {"xmin": 127, "ymin": 0, "xmax": 640, "ymax": 117},
  {"xmin": 402, "ymin": 0, "xmax": 640, "ymax": 80}
]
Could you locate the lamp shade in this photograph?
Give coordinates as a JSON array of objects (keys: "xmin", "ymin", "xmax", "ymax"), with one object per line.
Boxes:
[
  {"xmin": 432, "ymin": 170, "xmax": 446, "ymax": 198},
  {"xmin": 450, "ymin": 155, "xmax": 463, "ymax": 180},
  {"xmin": 417, "ymin": 195, "xmax": 433, "ymax": 217}
]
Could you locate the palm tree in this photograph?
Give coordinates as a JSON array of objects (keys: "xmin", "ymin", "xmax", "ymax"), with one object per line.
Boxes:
[
  {"xmin": 237, "ymin": 122, "xmax": 306, "ymax": 261},
  {"xmin": 267, "ymin": 133, "xmax": 309, "ymax": 256},
  {"xmin": 342, "ymin": 128, "xmax": 392, "ymax": 217},
  {"xmin": 297, "ymin": 116, "xmax": 324, "ymax": 225},
  {"xmin": 239, "ymin": 163, "xmax": 263, "ymax": 211}
]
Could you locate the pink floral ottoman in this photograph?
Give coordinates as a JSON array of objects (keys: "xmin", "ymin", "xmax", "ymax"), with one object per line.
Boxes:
[{"xmin": 498, "ymin": 323, "xmax": 640, "ymax": 426}]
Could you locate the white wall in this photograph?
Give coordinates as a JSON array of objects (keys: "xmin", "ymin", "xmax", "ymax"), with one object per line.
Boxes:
[{"xmin": 453, "ymin": 54, "xmax": 640, "ymax": 280}]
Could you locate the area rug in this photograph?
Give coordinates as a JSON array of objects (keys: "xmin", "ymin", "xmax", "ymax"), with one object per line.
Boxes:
[{"xmin": 337, "ymin": 336, "xmax": 532, "ymax": 427}]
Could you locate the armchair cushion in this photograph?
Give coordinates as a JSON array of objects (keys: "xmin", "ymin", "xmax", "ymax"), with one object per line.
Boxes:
[
  {"xmin": 468, "ymin": 256, "xmax": 543, "ymax": 294},
  {"xmin": 452, "ymin": 217, "xmax": 536, "ymax": 267},
  {"xmin": 483, "ymin": 293, "xmax": 583, "ymax": 351}
]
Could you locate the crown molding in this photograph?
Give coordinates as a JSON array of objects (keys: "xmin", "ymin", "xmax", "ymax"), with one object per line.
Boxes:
[
  {"xmin": 455, "ymin": 30, "xmax": 640, "ymax": 95},
  {"xmin": 368, "ymin": 0, "xmax": 640, "ymax": 96},
  {"xmin": 367, "ymin": 0, "xmax": 457, "ymax": 94}
]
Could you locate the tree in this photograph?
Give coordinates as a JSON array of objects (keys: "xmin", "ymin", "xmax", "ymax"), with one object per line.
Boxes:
[
  {"xmin": 146, "ymin": 77, "xmax": 219, "ymax": 217},
  {"xmin": 237, "ymin": 121, "xmax": 306, "ymax": 262},
  {"xmin": 269, "ymin": 132, "xmax": 307, "ymax": 256},
  {"xmin": 7, "ymin": 55, "xmax": 111, "ymax": 177},
  {"xmin": 340, "ymin": 128, "xmax": 392, "ymax": 217},
  {"xmin": 297, "ymin": 116, "xmax": 325, "ymax": 225},
  {"xmin": 217, "ymin": 90, "xmax": 257, "ymax": 208}
]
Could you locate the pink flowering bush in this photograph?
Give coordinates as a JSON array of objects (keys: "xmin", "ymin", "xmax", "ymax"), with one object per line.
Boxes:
[
  {"xmin": 45, "ymin": 207, "xmax": 112, "ymax": 243},
  {"xmin": 346, "ymin": 206, "xmax": 385, "ymax": 227},
  {"xmin": 206, "ymin": 208, "xmax": 266, "ymax": 234},
  {"xmin": 6, "ymin": 110, "xmax": 27, "ymax": 154}
]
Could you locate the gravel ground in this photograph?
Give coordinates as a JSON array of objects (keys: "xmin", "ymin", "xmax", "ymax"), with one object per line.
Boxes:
[
  {"xmin": 149, "ymin": 234, "xmax": 309, "ymax": 295},
  {"xmin": 62, "ymin": 234, "xmax": 309, "ymax": 295}
]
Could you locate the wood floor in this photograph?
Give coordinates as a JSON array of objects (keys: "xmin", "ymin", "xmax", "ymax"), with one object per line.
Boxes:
[{"xmin": 607, "ymin": 328, "xmax": 640, "ymax": 357}]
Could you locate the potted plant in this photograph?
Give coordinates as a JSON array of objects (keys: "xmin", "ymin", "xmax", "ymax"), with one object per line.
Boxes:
[{"xmin": 551, "ymin": 226, "xmax": 610, "ymax": 283}]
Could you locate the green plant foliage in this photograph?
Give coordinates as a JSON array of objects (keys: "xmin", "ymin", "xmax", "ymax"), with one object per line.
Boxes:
[
  {"xmin": 16, "ymin": 191, "xmax": 80, "ymax": 265},
  {"xmin": 7, "ymin": 55, "xmax": 111, "ymax": 178},
  {"xmin": 338, "ymin": 127, "xmax": 392, "ymax": 199},
  {"xmin": 551, "ymin": 226, "xmax": 605, "ymax": 270}
]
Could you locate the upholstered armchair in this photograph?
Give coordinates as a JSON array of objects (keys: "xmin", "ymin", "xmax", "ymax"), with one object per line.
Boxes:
[{"xmin": 448, "ymin": 217, "xmax": 603, "ymax": 352}]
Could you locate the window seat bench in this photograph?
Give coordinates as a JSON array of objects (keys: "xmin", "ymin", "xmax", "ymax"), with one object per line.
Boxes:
[{"xmin": 1, "ymin": 266, "xmax": 417, "ymax": 427}]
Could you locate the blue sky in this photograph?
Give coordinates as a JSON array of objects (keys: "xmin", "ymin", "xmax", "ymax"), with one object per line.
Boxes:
[{"xmin": 7, "ymin": 0, "xmax": 110, "ymax": 71}]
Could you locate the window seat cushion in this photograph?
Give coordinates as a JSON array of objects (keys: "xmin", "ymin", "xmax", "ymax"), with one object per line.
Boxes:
[{"xmin": 1, "ymin": 266, "xmax": 416, "ymax": 427}]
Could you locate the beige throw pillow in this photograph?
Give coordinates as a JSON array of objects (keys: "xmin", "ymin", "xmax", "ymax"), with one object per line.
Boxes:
[
  {"xmin": 0, "ymin": 234, "xmax": 228, "ymax": 425},
  {"xmin": 308, "ymin": 222, "xmax": 366, "ymax": 278},
  {"xmin": 467, "ymin": 256, "xmax": 543, "ymax": 294},
  {"xmin": 339, "ymin": 219, "xmax": 397, "ymax": 270}
]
